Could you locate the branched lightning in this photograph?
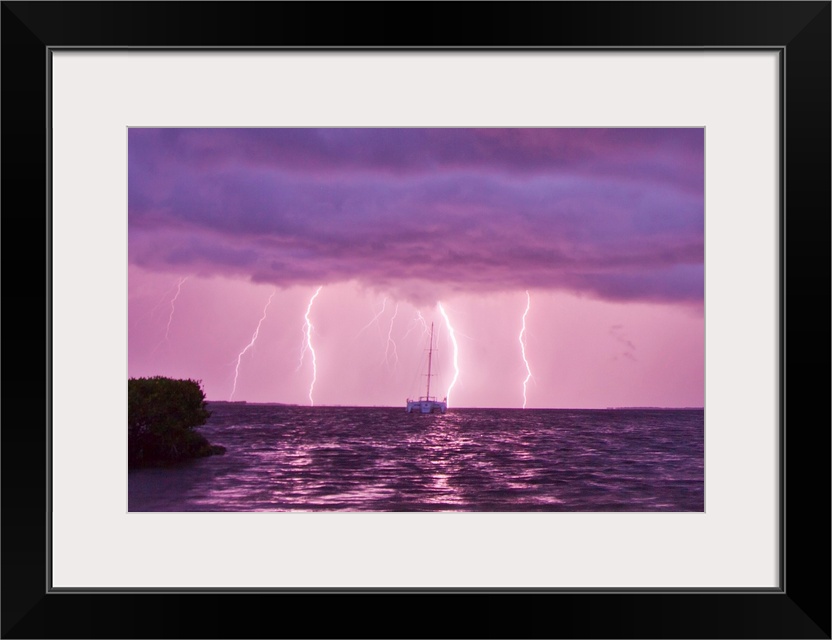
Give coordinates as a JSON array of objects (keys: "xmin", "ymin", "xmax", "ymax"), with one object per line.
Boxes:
[
  {"xmin": 299, "ymin": 286, "xmax": 323, "ymax": 406},
  {"xmin": 355, "ymin": 297, "xmax": 387, "ymax": 338},
  {"xmin": 165, "ymin": 277, "xmax": 188, "ymax": 340},
  {"xmin": 519, "ymin": 290, "xmax": 533, "ymax": 409},
  {"xmin": 383, "ymin": 303, "xmax": 400, "ymax": 368},
  {"xmin": 146, "ymin": 277, "xmax": 184, "ymax": 322},
  {"xmin": 230, "ymin": 289, "xmax": 276, "ymax": 400},
  {"xmin": 437, "ymin": 302, "xmax": 460, "ymax": 407},
  {"xmin": 403, "ymin": 310, "xmax": 430, "ymax": 340},
  {"xmin": 151, "ymin": 276, "xmax": 188, "ymax": 354},
  {"xmin": 416, "ymin": 311, "xmax": 429, "ymax": 336}
]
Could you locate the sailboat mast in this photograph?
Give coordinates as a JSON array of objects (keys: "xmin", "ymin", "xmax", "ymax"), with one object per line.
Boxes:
[{"xmin": 426, "ymin": 322, "xmax": 434, "ymax": 399}]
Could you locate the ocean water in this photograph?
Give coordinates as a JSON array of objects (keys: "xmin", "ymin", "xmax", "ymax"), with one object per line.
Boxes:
[{"xmin": 128, "ymin": 403, "xmax": 704, "ymax": 512}]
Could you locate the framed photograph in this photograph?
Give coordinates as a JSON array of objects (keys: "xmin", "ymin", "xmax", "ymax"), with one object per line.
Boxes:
[{"xmin": 3, "ymin": 2, "xmax": 829, "ymax": 638}]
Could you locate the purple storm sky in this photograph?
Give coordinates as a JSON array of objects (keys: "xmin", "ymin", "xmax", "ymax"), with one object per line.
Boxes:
[{"xmin": 128, "ymin": 128, "xmax": 704, "ymax": 408}]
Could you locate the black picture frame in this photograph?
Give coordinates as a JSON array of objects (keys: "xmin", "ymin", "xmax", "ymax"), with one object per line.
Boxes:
[{"xmin": 2, "ymin": 2, "xmax": 829, "ymax": 638}]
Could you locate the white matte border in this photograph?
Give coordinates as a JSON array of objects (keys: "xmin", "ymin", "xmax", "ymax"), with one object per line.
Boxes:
[{"xmin": 51, "ymin": 51, "xmax": 779, "ymax": 588}]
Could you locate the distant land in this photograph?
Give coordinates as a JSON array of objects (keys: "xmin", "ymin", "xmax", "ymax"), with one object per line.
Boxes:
[
  {"xmin": 206, "ymin": 401, "xmax": 703, "ymax": 411},
  {"xmin": 207, "ymin": 400, "xmax": 297, "ymax": 407},
  {"xmin": 605, "ymin": 406, "xmax": 704, "ymax": 411}
]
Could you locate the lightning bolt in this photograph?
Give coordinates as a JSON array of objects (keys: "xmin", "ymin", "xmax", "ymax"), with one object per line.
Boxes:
[
  {"xmin": 416, "ymin": 310, "xmax": 429, "ymax": 336},
  {"xmin": 299, "ymin": 286, "xmax": 323, "ymax": 406},
  {"xmin": 151, "ymin": 276, "xmax": 188, "ymax": 355},
  {"xmin": 355, "ymin": 297, "xmax": 387, "ymax": 339},
  {"xmin": 145, "ymin": 277, "xmax": 185, "ymax": 322},
  {"xmin": 383, "ymin": 303, "xmax": 400, "ymax": 368},
  {"xmin": 519, "ymin": 290, "xmax": 533, "ymax": 409},
  {"xmin": 230, "ymin": 290, "xmax": 276, "ymax": 400},
  {"xmin": 403, "ymin": 310, "xmax": 430, "ymax": 340},
  {"xmin": 165, "ymin": 277, "xmax": 188, "ymax": 340},
  {"xmin": 437, "ymin": 302, "xmax": 460, "ymax": 407}
]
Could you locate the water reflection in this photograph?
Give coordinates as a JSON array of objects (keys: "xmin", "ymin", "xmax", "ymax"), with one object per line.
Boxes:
[{"xmin": 129, "ymin": 406, "xmax": 704, "ymax": 512}]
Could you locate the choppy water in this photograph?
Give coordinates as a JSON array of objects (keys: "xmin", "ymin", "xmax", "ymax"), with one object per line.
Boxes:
[{"xmin": 128, "ymin": 403, "xmax": 704, "ymax": 512}]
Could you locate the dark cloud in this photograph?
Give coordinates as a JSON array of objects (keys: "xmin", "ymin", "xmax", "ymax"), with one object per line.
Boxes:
[{"xmin": 128, "ymin": 128, "xmax": 704, "ymax": 305}]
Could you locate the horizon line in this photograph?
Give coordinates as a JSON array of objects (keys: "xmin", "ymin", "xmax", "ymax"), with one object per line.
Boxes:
[{"xmin": 206, "ymin": 400, "xmax": 704, "ymax": 411}]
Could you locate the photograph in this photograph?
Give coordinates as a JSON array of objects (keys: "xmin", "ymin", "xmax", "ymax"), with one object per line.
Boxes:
[{"xmin": 127, "ymin": 127, "xmax": 705, "ymax": 513}]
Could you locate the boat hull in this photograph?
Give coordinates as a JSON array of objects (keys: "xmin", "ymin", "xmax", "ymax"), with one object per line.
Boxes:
[{"xmin": 406, "ymin": 399, "xmax": 447, "ymax": 414}]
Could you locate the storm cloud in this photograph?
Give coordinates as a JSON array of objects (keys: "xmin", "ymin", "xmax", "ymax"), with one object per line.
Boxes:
[{"xmin": 128, "ymin": 128, "xmax": 703, "ymax": 306}]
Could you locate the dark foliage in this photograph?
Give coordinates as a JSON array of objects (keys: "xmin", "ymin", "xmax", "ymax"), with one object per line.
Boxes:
[{"xmin": 128, "ymin": 376, "xmax": 222, "ymax": 467}]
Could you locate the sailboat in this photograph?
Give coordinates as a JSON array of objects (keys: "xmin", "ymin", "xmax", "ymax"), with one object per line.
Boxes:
[{"xmin": 406, "ymin": 322, "xmax": 448, "ymax": 414}]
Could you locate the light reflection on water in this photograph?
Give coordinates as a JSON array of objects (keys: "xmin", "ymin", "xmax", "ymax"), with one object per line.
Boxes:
[{"xmin": 128, "ymin": 405, "xmax": 703, "ymax": 512}]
